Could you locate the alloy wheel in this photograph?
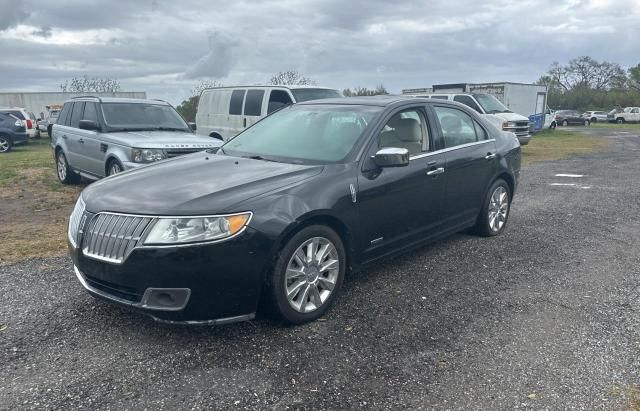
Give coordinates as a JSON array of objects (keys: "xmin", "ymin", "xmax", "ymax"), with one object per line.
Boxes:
[
  {"xmin": 57, "ymin": 153, "xmax": 67, "ymax": 181},
  {"xmin": 0, "ymin": 137, "xmax": 9, "ymax": 153},
  {"xmin": 285, "ymin": 237, "xmax": 339, "ymax": 313},
  {"xmin": 109, "ymin": 162, "xmax": 122, "ymax": 176},
  {"xmin": 488, "ymin": 186, "xmax": 509, "ymax": 233}
]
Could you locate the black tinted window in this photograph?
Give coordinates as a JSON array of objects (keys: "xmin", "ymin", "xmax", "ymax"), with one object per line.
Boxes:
[
  {"xmin": 229, "ymin": 90, "xmax": 246, "ymax": 115},
  {"xmin": 58, "ymin": 103, "xmax": 72, "ymax": 126},
  {"xmin": 290, "ymin": 88, "xmax": 342, "ymax": 102},
  {"xmin": 453, "ymin": 95, "xmax": 482, "ymax": 113},
  {"xmin": 430, "ymin": 95, "xmax": 448, "ymax": 100},
  {"xmin": 267, "ymin": 90, "xmax": 293, "ymax": 114},
  {"xmin": 474, "ymin": 120, "xmax": 488, "ymax": 140},
  {"xmin": 434, "ymin": 106, "xmax": 478, "ymax": 148},
  {"xmin": 1, "ymin": 110, "xmax": 24, "ymax": 119},
  {"xmin": 101, "ymin": 103, "xmax": 189, "ymax": 130},
  {"xmin": 244, "ymin": 90, "xmax": 265, "ymax": 116},
  {"xmin": 70, "ymin": 102, "xmax": 84, "ymax": 128},
  {"xmin": 83, "ymin": 102, "xmax": 98, "ymax": 122}
]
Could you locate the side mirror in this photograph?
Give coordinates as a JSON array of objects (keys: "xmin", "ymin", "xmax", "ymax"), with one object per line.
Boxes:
[
  {"xmin": 188, "ymin": 122, "xmax": 197, "ymax": 131},
  {"xmin": 373, "ymin": 147, "xmax": 410, "ymax": 168},
  {"xmin": 79, "ymin": 119, "xmax": 99, "ymax": 131}
]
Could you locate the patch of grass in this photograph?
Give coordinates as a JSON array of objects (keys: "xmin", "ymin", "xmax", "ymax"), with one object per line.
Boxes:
[
  {"xmin": 590, "ymin": 122, "xmax": 640, "ymax": 129},
  {"xmin": 522, "ymin": 128, "xmax": 609, "ymax": 165},
  {"xmin": 0, "ymin": 138, "xmax": 84, "ymax": 266}
]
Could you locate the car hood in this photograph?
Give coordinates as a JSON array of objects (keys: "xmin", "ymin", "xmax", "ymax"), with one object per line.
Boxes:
[
  {"xmin": 82, "ymin": 152, "xmax": 323, "ymax": 215},
  {"xmin": 488, "ymin": 112, "xmax": 529, "ymax": 121},
  {"xmin": 105, "ymin": 130, "xmax": 220, "ymax": 149}
]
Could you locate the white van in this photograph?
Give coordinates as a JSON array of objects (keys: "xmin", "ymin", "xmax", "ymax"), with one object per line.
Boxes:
[
  {"xmin": 408, "ymin": 93, "xmax": 533, "ymax": 145},
  {"xmin": 196, "ymin": 86, "xmax": 342, "ymax": 141}
]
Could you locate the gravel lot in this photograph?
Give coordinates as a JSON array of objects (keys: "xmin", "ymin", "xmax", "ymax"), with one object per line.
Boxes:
[{"xmin": 2, "ymin": 127, "xmax": 640, "ymax": 410}]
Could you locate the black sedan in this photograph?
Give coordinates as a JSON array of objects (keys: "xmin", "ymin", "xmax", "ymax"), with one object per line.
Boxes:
[
  {"xmin": 554, "ymin": 110, "xmax": 589, "ymax": 126},
  {"xmin": 68, "ymin": 97, "xmax": 521, "ymax": 325}
]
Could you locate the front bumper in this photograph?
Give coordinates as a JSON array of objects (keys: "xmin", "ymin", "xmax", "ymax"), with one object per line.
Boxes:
[{"xmin": 69, "ymin": 227, "xmax": 272, "ymax": 324}]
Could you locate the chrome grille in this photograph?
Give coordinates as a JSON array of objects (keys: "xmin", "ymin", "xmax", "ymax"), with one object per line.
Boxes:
[
  {"xmin": 68, "ymin": 196, "xmax": 86, "ymax": 248},
  {"xmin": 82, "ymin": 213, "xmax": 153, "ymax": 264},
  {"xmin": 166, "ymin": 148, "xmax": 204, "ymax": 158}
]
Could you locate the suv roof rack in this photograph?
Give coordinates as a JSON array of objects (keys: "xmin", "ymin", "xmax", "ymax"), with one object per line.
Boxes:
[{"xmin": 70, "ymin": 96, "xmax": 103, "ymax": 102}]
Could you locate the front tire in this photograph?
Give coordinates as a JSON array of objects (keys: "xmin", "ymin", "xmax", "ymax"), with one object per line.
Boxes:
[
  {"xmin": 474, "ymin": 179, "xmax": 511, "ymax": 237},
  {"xmin": 266, "ymin": 225, "xmax": 346, "ymax": 324},
  {"xmin": 550, "ymin": 121, "xmax": 556, "ymax": 129},
  {"xmin": 106, "ymin": 159, "xmax": 124, "ymax": 176},
  {"xmin": 56, "ymin": 150, "xmax": 80, "ymax": 184}
]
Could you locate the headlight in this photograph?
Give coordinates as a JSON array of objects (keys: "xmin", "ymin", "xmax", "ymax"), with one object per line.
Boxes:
[
  {"xmin": 502, "ymin": 121, "xmax": 517, "ymax": 129},
  {"xmin": 143, "ymin": 212, "xmax": 252, "ymax": 245},
  {"xmin": 132, "ymin": 148, "xmax": 167, "ymax": 163}
]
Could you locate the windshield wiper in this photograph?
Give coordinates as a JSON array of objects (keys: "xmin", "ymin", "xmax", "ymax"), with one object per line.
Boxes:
[{"xmin": 241, "ymin": 155, "xmax": 281, "ymax": 163}]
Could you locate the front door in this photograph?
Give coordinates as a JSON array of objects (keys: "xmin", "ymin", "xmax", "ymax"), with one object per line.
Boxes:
[
  {"xmin": 432, "ymin": 105, "xmax": 497, "ymax": 226},
  {"xmin": 357, "ymin": 106, "xmax": 446, "ymax": 263}
]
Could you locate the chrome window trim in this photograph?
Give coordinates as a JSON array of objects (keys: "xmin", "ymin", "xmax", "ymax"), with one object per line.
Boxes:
[{"xmin": 409, "ymin": 138, "xmax": 495, "ymax": 160}]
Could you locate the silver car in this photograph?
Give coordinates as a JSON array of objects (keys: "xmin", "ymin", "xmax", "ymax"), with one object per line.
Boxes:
[
  {"xmin": 51, "ymin": 97, "xmax": 220, "ymax": 184},
  {"xmin": 582, "ymin": 111, "xmax": 609, "ymax": 123}
]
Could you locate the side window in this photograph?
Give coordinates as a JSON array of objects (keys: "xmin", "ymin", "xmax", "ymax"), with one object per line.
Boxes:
[
  {"xmin": 378, "ymin": 109, "xmax": 428, "ymax": 156},
  {"xmin": 430, "ymin": 95, "xmax": 448, "ymax": 100},
  {"xmin": 473, "ymin": 120, "xmax": 488, "ymax": 140},
  {"xmin": 244, "ymin": 90, "xmax": 265, "ymax": 116},
  {"xmin": 69, "ymin": 102, "xmax": 84, "ymax": 128},
  {"xmin": 434, "ymin": 106, "xmax": 478, "ymax": 148},
  {"xmin": 58, "ymin": 103, "xmax": 72, "ymax": 126},
  {"xmin": 229, "ymin": 90, "xmax": 246, "ymax": 115},
  {"xmin": 83, "ymin": 102, "xmax": 98, "ymax": 123},
  {"xmin": 267, "ymin": 90, "xmax": 293, "ymax": 114},
  {"xmin": 453, "ymin": 95, "xmax": 482, "ymax": 113}
]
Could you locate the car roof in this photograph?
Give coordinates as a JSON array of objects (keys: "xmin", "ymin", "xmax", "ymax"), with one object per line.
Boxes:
[
  {"xmin": 297, "ymin": 95, "xmax": 444, "ymax": 107},
  {"xmin": 201, "ymin": 85, "xmax": 337, "ymax": 92},
  {"xmin": 67, "ymin": 96, "xmax": 170, "ymax": 105},
  {"xmin": 0, "ymin": 107, "xmax": 27, "ymax": 111}
]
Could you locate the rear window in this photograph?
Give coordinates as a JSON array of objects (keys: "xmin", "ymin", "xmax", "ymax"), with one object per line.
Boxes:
[
  {"xmin": 58, "ymin": 103, "xmax": 72, "ymax": 126},
  {"xmin": 0, "ymin": 110, "xmax": 25, "ymax": 119},
  {"xmin": 70, "ymin": 102, "xmax": 84, "ymax": 128},
  {"xmin": 291, "ymin": 88, "xmax": 342, "ymax": 102}
]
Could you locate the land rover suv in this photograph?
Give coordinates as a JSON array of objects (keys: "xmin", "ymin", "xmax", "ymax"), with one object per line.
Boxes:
[{"xmin": 51, "ymin": 97, "xmax": 221, "ymax": 184}]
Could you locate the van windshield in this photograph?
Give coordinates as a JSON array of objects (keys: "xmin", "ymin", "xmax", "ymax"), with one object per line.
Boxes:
[
  {"xmin": 291, "ymin": 88, "xmax": 342, "ymax": 102},
  {"xmin": 473, "ymin": 94, "xmax": 512, "ymax": 114},
  {"xmin": 101, "ymin": 103, "xmax": 190, "ymax": 132},
  {"xmin": 221, "ymin": 104, "xmax": 380, "ymax": 164}
]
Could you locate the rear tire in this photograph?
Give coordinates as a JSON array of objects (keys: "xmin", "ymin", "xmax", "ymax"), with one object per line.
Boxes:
[
  {"xmin": 590, "ymin": 117, "xmax": 597, "ymax": 123},
  {"xmin": 56, "ymin": 150, "xmax": 80, "ymax": 184},
  {"xmin": 616, "ymin": 118, "xmax": 625, "ymax": 124},
  {"xmin": 266, "ymin": 225, "xmax": 346, "ymax": 324},
  {"xmin": 562, "ymin": 120, "xmax": 568, "ymax": 126},
  {"xmin": 474, "ymin": 179, "xmax": 511, "ymax": 237},
  {"xmin": 584, "ymin": 120, "xmax": 590, "ymax": 126},
  {"xmin": 0, "ymin": 134, "xmax": 12, "ymax": 153}
]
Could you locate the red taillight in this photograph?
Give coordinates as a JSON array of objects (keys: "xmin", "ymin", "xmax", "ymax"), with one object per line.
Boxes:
[{"xmin": 26, "ymin": 119, "xmax": 33, "ymax": 128}]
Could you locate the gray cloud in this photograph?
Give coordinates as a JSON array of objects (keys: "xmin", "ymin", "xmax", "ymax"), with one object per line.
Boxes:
[
  {"xmin": 0, "ymin": 0, "xmax": 638, "ymax": 105},
  {"xmin": 182, "ymin": 32, "xmax": 237, "ymax": 79},
  {"xmin": 0, "ymin": 0, "xmax": 29, "ymax": 30}
]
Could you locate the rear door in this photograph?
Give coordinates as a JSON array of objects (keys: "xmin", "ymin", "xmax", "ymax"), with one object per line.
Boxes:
[
  {"xmin": 227, "ymin": 89, "xmax": 246, "ymax": 140},
  {"xmin": 54, "ymin": 102, "xmax": 83, "ymax": 169},
  {"xmin": 432, "ymin": 105, "xmax": 497, "ymax": 227},
  {"xmin": 243, "ymin": 89, "xmax": 266, "ymax": 128},
  {"xmin": 77, "ymin": 102, "xmax": 106, "ymax": 176}
]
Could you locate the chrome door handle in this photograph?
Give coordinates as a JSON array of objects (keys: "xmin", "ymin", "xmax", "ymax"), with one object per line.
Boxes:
[
  {"xmin": 485, "ymin": 152, "xmax": 496, "ymax": 160},
  {"xmin": 427, "ymin": 167, "xmax": 445, "ymax": 176}
]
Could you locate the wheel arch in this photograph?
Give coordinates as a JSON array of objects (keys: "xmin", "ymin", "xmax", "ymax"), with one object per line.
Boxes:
[
  {"xmin": 104, "ymin": 154, "xmax": 123, "ymax": 176},
  {"xmin": 494, "ymin": 172, "xmax": 515, "ymax": 198}
]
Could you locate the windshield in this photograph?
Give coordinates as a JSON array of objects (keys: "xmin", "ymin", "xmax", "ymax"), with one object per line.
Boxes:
[
  {"xmin": 222, "ymin": 104, "xmax": 380, "ymax": 164},
  {"xmin": 473, "ymin": 94, "xmax": 511, "ymax": 114},
  {"xmin": 291, "ymin": 88, "xmax": 342, "ymax": 102},
  {"xmin": 49, "ymin": 111, "xmax": 59, "ymax": 119},
  {"xmin": 101, "ymin": 103, "xmax": 189, "ymax": 131}
]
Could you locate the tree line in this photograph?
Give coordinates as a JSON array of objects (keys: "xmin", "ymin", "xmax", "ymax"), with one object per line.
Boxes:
[{"xmin": 537, "ymin": 56, "xmax": 640, "ymax": 111}]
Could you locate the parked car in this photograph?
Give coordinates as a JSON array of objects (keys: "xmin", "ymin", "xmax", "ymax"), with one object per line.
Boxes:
[
  {"xmin": 554, "ymin": 110, "xmax": 589, "ymax": 126},
  {"xmin": 196, "ymin": 85, "xmax": 342, "ymax": 141},
  {"xmin": 43, "ymin": 109, "xmax": 61, "ymax": 136},
  {"xmin": 582, "ymin": 111, "xmax": 608, "ymax": 123},
  {"xmin": 409, "ymin": 93, "xmax": 533, "ymax": 145},
  {"xmin": 0, "ymin": 107, "xmax": 38, "ymax": 138},
  {"xmin": 28, "ymin": 112, "xmax": 41, "ymax": 138},
  {"xmin": 610, "ymin": 107, "xmax": 640, "ymax": 123},
  {"xmin": 0, "ymin": 112, "xmax": 28, "ymax": 153},
  {"xmin": 51, "ymin": 97, "xmax": 221, "ymax": 183},
  {"xmin": 68, "ymin": 96, "xmax": 521, "ymax": 325}
]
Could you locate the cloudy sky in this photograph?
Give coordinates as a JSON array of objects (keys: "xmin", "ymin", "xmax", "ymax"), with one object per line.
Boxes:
[{"xmin": 1, "ymin": 0, "xmax": 639, "ymax": 105}]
